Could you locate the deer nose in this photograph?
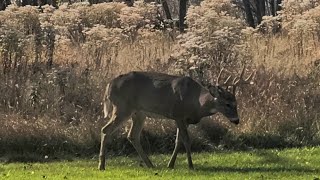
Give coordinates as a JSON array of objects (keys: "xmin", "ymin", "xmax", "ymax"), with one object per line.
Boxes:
[{"xmin": 230, "ymin": 118, "xmax": 239, "ymax": 125}]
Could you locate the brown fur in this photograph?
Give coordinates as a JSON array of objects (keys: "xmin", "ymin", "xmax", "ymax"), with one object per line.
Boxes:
[{"xmin": 99, "ymin": 71, "xmax": 240, "ymax": 170}]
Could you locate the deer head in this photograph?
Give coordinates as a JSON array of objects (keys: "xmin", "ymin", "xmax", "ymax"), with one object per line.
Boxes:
[{"xmin": 208, "ymin": 66, "xmax": 255, "ymax": 124}]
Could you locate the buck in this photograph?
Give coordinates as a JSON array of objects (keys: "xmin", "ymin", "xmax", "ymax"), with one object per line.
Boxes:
[{"xmin": 98, "ymin": 67, "xmax": 253, "ymax": 170}]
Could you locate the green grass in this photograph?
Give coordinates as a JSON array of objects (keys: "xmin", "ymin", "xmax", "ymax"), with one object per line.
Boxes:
[{"xmin": 1, "ymin": 147, "xmax": 320, "ymax": 180}]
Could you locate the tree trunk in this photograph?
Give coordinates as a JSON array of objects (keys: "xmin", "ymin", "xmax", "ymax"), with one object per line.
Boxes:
[
  {"xmin": 5, "ymin": 0, "xmax": 10, "ymax": 8},
  {"xmin": 32, "ymin": 0, "xmax": 38, "ymax": 5},
  {"xmin": 51, "ymin": 0, "xmax": 57, "ymax": 8},
  {"xmin": 161, "ymin": 0, "xmax": 172, "ymax": 20},
  {"xmin": 0, "ymin": 0, "xmax": 5, "ymax": 10},
  {"xmin": 179, "ymin": 0, "xmax": 187, "ymax": 32},
  {"xmin": 276, "ymin": 0, "xmax": 282, "ymax": 11},
  {"xmin": 270, "ymin": 0, "xmax": 275, "ymax": 16},
  {"xmin": 161, "ymin": 0, "xmax": 173, "ymax": 28},
  {"xmin": 270, "ymin": 0, "xmax": 282, "ymax": 16},
  {"xmin": 0, "ymin": 0, "xmax": 10, "ymax": 10},
  {"xmin": 88, "ymin": 0, "xmax": 97, "ymax": 5},
  {"xmin": 255, "ymin": 0, "xmax": 266, "ymax": 24},
  {"xmin": 21, "ymin": 0, "xmax": 38, "ymax": 6},
  {"xmin": 243, "ymin": 0, "xmax": 255, "ymax": 28},
  {"xmin": 273, "ymin": 0, "xmax": 278, "ymax": 16}
]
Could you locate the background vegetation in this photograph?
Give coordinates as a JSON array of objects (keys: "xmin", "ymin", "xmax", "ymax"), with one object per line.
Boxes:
[{"xmin": 0, "ymin": 0, "xmax": 319, "ymax": 159}]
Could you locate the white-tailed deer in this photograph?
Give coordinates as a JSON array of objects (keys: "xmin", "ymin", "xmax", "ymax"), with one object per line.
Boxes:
[{"xmin": 98, "ymin": 67, "xmax": 253, "ymax": 170}]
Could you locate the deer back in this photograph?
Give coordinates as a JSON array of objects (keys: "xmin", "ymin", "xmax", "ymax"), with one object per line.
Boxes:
[{"xmin": 107, "ymin": 71, "xmax": 205, "ymax": 120}]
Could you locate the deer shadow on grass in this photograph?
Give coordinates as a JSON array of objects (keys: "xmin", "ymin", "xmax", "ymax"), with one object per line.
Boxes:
[
  {"xmin": 195, "ymin": 166, "xmax": 318, "ymax": 173},
  {"xmin": 195, "ymin": 150, "xmax": 319, "ymax": 174}
]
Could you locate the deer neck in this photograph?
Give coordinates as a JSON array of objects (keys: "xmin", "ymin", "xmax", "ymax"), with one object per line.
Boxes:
[{"xmin": 199, "ymin": 91, "xmax": 217, "ymax": 118}]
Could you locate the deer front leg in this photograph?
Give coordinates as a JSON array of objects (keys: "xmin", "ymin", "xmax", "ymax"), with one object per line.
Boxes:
[
  {"xmin": 176, "ymin": 120, "xmax": 194, "ymax": 169},
  {"xmin": 168, "ymin": 128, "xmax": 181, "ymax": 169}
]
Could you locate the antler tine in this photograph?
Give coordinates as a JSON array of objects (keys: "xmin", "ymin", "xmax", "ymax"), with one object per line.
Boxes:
[
  {"xmin": 232, "ymin": 76, "xmax": 239, "ymax": 95},
  {"xmin": 232, "ymin": 65, "xmax": 246, "ymax": 95},
  {"xmin": 232, "ymin": 76, "xmax": 239, "ymax": 85},
  {"xmin": 233, "ymin": 65, "xmax": 251, "ymax": 85},
  {"xmin": 235, "ymin": 65, "xmax": 246, "ymax": 85},
  {"xmin": 245, "ymin": 71, "xmax": 255, "ymax": 82},
  {"xmin": 223, "ymin": 75, "xmax": 232, "ymax": 85},
  {"xmin": 216, "ymin": 68, "xmax": 224, "ymax": 86}
]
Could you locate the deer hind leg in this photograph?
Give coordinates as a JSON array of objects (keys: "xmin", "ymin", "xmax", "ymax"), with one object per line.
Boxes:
[
  {"xmin": 98, "ymin": 105, "xmax": 132, "ymax": 170},
  {"xmin": 127, "ymin": 112, "xmax": 154, "ymax": 168},
  {"xmin": 168, "ymin": 128, "xmax": 182, "ymax": 169},
  {"xmin": 176, "ymin": 120, "xmax": 194, "ymax": 169}
]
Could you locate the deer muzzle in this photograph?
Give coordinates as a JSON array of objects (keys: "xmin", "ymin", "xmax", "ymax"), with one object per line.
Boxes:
[{"xmin": 229, "ymin": 117, "xmax": 239, "ymax": 125}]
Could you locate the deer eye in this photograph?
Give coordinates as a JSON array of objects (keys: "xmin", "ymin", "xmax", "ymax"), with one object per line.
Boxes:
[{"xmin": 226, "ymin": 103, "xmax": 232, "ymax": 108}]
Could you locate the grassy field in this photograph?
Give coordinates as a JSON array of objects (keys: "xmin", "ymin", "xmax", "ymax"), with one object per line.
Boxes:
[{"xmin": 1, "ymin": 147, "xmax": 319, "ymax": 180}]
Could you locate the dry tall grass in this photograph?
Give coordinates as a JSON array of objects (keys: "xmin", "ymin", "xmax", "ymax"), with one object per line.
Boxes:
[{"xmin": 0, "ymin": 0, "xmax": 319, "ymax": 158}]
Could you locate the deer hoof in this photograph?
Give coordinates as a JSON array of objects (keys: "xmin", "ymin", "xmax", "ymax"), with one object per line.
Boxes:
[
  {"xmin": 167, "ymin": 164, "xmax": 175, "ymax": 169},
  {"xmin": 98, "ymin": 165, "xmax": 105, "ymax": 171}
]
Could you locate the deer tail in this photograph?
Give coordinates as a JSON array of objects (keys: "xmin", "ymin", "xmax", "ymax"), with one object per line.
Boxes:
[{"xmin": 103, "ymin": 83, "xmax": 113, "ymax": 119}]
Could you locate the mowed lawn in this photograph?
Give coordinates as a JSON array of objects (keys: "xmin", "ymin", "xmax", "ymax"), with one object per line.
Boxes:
[{"xmin": 1, "ymin": 147, "xmax": 319, "ymax": 180}]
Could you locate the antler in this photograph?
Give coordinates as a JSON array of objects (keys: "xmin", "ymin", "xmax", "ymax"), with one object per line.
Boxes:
[
  {"xmin": 231, "ymin": 66, "xmax": 255, "ymax": 94},
  {"xmin": 217, "ymin": 66, "xmax": 255, "ymax": 94},
  {"xmin": 216, "ymin": 68, "xmax": 224, "ymax": 86}
]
